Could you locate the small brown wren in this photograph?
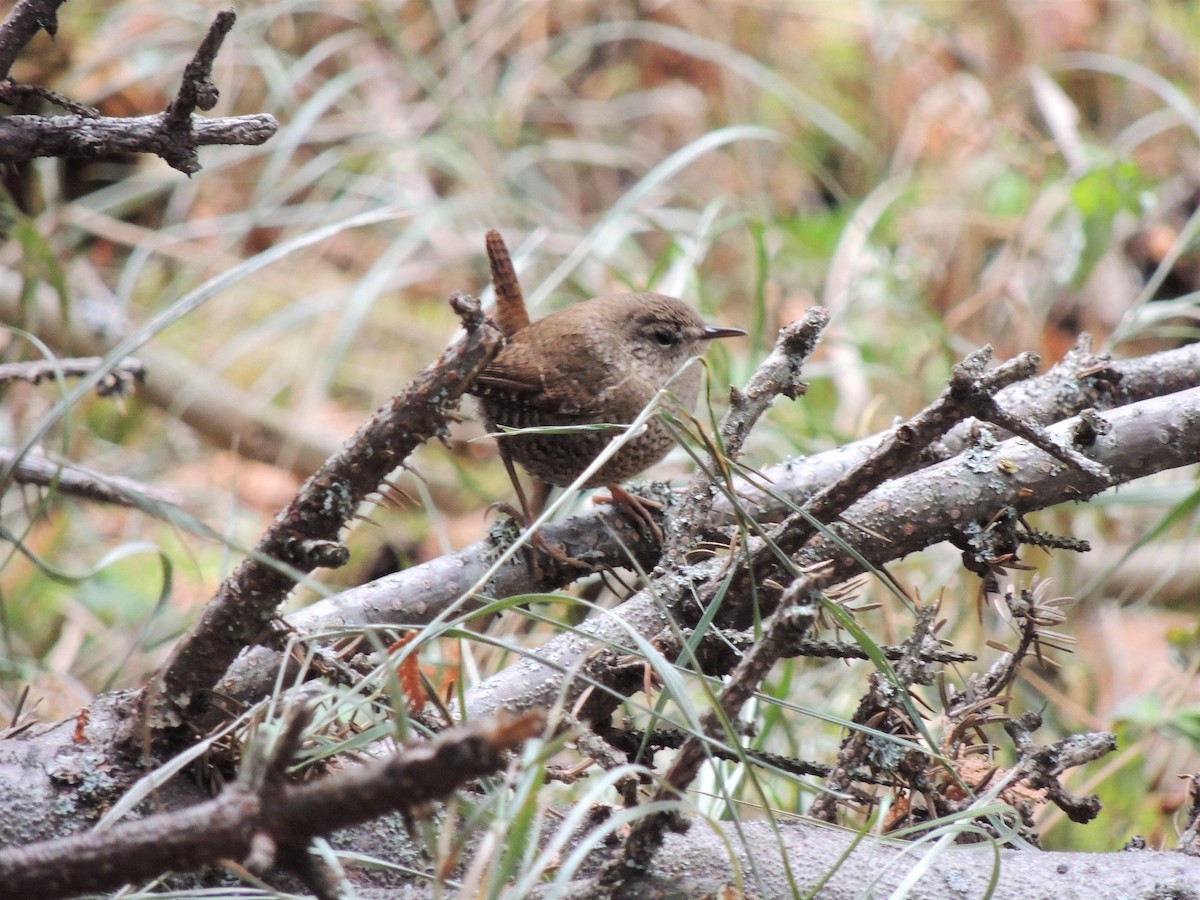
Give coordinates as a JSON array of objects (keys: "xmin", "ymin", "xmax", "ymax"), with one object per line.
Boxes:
[{"xmin": 472, "ymin": 292, "xmax": 745, "ymax": 494}]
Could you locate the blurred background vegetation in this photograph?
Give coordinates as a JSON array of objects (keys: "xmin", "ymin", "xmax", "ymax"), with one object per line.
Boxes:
[{"xmin": 3, "ymin": 0, "xmax": 1200, "ymax": 856}]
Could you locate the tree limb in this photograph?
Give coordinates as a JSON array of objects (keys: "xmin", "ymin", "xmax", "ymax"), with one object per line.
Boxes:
[
  {"xmin": 530, "ymin": 817, "xmax": 1200, "ymax": 900},
  {"xmin": 137, "ymin": 293, "xmax": 504, "ymax": 740},
  {"xmin": 0, "ymin": 113, "xmax": 278, "ymax": 169},
  {"xmin": 0, "ymin": 710, "xmax": 543, "ymax": 900},
  {"xmin": 0, "ymin": 8, "xmax": 277, "ymax": 174}
]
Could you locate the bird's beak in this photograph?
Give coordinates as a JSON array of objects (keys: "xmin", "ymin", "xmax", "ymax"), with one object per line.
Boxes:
[{"xmin": 702, "ymin": 325, "xmax": 747, "ymax": 340}]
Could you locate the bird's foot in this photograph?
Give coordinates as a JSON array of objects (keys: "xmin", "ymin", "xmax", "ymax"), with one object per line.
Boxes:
[
  {"xmin": 594, "ymin": 484, "xmax": 665, "ymax": 544},
  {"xmin": 528, "ymin": 529, "xmax": 595, "ymax": 572},
  {"xmin": 487, "ymin": 501, "xmax": 593, "ymax": 574}
]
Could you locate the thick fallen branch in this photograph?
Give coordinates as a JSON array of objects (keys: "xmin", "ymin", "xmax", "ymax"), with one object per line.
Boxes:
[
  {"xmin": 530, "ymin": 817, "xmax": 1200, "ymax": 900},
  {"xmin": 0, "ymin": 710, "xmax": 543, "ymax": 900}
]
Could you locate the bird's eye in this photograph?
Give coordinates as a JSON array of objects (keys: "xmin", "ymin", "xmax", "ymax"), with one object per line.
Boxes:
[{"xmin": 652, "ymin": 328, "xmax": 678, "ymax": 347}]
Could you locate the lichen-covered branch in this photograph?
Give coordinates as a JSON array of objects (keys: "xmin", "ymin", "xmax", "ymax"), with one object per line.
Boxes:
[{"xmin": 139, "ymin": 294, "xmax": 503, "ymax": 739}]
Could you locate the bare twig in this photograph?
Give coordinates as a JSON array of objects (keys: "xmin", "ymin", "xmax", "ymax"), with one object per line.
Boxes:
[
  {"xmin": 0, "ymin": 447, "xmax": 180, "ymax": 508},
  {"xmin": 0, "ymin": 80, "xmax": 98, "ymax": 116},
  {"xmin": 1004, "ymin": 712, "xmax": 1113, "ymax": 823},
  {"xmin": 160, "ymin": 9, "xmax": 235, "ymax": 173},
  {"xmin": 597, "ymin": 722, "xmax": 881, "ymax": 785},
  {"xmin": 0, "ymin": 113, "xmax": 277, "ymax": 169},
  {"xmin": 663, "ymin": 308, "xmax": 828, "ymax": 556},
  {"xmin": 669, "ymin": 625, "xmax": 978, "ymax": 669},
  {"xmin": 974, "ymin": 383, "xmax": 1113, "ymax": 482},
  {"xmin": 0, "ymin": 356, "xmax": 145, "ymax": 394}
]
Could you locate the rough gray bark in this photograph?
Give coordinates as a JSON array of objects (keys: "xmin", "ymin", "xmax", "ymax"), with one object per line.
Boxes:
[
  {"xmin": 0, "ymin": 113, "xmax": 278, "ymax": 167},
  {"xmin": 537, "ymin": 817, "xmax": 1200, "ymax": 900}
]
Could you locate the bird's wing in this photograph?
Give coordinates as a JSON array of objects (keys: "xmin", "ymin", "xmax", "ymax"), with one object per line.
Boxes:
[{"xmin": 474, "ymin": 332, "xmax": 611, "ymax": 418}]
